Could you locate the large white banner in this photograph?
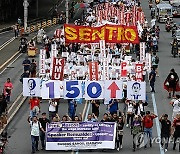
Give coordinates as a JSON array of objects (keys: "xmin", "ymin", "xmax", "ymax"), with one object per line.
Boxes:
[
  {"xmin": 39, "ymin": 49, "xmax": 46, "ymax": 75},
  {"xmin": 127, "ymin": 81, "xmax": 146, "ymax": 100},
  {"xmin": 140, "ymin": 42, "xmax": 145, "ymax": 62},
  {"xmin": 64, "ymin": 80, "xmax": 82, "ymax": 99},
  {"xmin": 104, "ymin": 80, "xmax": 123, "ymax": 99},
  {"xmin": 85, "ymin": 81, "xmax": 104, "ymax": 100},
  {"xmin": 23, "ymin": 78, "xmax": 41, "ymax": 97},
  {"xmin": 41, "ymin": 80, "xmax": 63, "ymax": 99}
]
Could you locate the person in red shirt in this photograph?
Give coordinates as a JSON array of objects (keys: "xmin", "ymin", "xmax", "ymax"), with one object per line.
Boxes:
[
  {"xmin": 29, "ymin": 97, "xmax": 40, "ymax": 118},
  {"xmin": 3, "ymin": 78, "xmax": 13, "ymax": 103},
  {"xmin": 172, "ymin": 114, "xmax": 180, "ymax": 151},
  {"xmin": 142, "ymin": 111, "xmax": 157, "ymax": 148}
]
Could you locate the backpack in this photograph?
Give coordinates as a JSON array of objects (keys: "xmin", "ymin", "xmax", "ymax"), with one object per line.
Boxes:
[
  {"xmin": 29, "ymin": 63, "xmax": 36, "ymax": 72},
  {"xmin": 155, "ymin": 56, "xmax": 159, "ymax": 64}
]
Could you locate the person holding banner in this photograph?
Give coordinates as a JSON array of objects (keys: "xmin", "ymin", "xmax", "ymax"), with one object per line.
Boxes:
[
  {"xmin": 108, "ymin": 99, "xmax": 119, "ymax": 116},
  {"xmin": 39, "ymin": 113, "xmax": 50, "ymax": 150},
  {"xmin": 91, "ymin": 100, "xmax": 100, "ymax": 117},
  {"xmin": 28, "ymin": 116, "xmax": 45, "ymax": 153},
  {"xmin": 68, "ymin": 99, "xmax": 77, "ymax": 120},
  {"xmin": 48, "ymin": 99, "xmax": 58, "ymax": 122},
  {"xmin": 126, "ymin": 100, "xmax": 135, "ymax": 128}
]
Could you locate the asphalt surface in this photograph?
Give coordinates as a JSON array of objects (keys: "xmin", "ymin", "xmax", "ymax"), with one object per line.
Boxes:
[{"xmin": 0, "ymin": 1, "xmax": 179, "ymax": 154}]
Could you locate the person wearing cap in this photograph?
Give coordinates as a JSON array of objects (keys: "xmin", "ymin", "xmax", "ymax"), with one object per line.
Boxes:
[
  {"xmin": 159, "ymin": 114, "xmax": 171, "ymax": 152},
  {"xmin": 39, "ymin": 112, "xmax": 50, "ymax": 150},
  {"xmin": 131, "ymin": 115, "xmax": 142, "ymax": 151},
  {"xmin": 142, "ymin": 111, "xmax": 157, "ymax": 148}
]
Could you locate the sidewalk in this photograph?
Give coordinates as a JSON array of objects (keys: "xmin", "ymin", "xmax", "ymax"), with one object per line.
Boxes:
[{"xmin": 0, "ymin": 22, "xmax": 15, "ymax": 31}]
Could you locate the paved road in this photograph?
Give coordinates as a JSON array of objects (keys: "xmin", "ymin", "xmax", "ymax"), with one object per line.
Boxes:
[{"xmin": 1, "ymin": 1, "xmax": 180, "ymax": 154}]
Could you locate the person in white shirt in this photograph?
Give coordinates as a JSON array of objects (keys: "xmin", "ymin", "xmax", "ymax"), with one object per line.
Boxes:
[
  {"xmin": 170, "ymin": 95, "xmax": 180, "ymax": 120},
  {"xmin": 28, "ymin": 116, "xmax": 45, "ymax": 153},
  {"xmin": 48, "ymin": 99, "xmax": 57, "ymax": 122}
]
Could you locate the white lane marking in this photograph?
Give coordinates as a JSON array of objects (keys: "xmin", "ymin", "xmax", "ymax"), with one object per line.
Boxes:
[
  {"xmin": 0, "ymin": 53, "xmax": 22, "ymax": 75},
  {"xmin": 0, "ymin": 35, "xmax": 36, "ymax": 71},
  {"xmin": 0, "ymin": 29, "xmax": 13, "ymax": 35},
  {"xmin": 72, "ymin": 101, "xmax": 91, "ymax": 154},
  {"xmin": 8, "ymin": 93, "xmax": 23, "ymax": 113},
  {"xmin": 151, "ymin": 93, "xmax": 165, "ymax": 154},
  {"xmin": 0, "ymin": 37, "xmax": 15, "ymax": 51}
]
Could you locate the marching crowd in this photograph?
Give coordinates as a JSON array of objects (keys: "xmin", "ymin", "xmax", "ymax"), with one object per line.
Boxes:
[{"xmin": 0, "ymin": 0, "xmax": 180, "ymax": 154}]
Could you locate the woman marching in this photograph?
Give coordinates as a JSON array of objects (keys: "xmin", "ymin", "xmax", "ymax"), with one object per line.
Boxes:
[
  {"xmin": 131, "ymin": 115, "xmax": 143, "ymax": 152},
  {"xmin": 164, "ymin": 69, "xmax": 179, "ymax": 98}
]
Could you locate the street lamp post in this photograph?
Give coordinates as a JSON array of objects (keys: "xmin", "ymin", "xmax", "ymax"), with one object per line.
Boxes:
[
  {"xmin": 23, "ymin": 0, "xmax": 29, "ymax": 31},
  {"xmin": 66, "ymin": 0, "xmax": 69, "ymax": 24}
]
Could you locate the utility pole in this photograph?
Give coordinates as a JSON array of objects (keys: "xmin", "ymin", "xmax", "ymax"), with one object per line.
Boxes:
[
  {"xmin": 23, "ymin": 0, "xmax": 29, "ymax": 31},
  {"xmin": 36, "ymin": 0, "xmax": 39, "ymax": 17},
  {"xmin": 66, "ymin": 0, "xmax": 69, "ymax": 24}
]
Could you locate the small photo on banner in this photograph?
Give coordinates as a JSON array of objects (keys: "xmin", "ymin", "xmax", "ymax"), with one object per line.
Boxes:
[
  {"xmin": 85, "ymin": 81, "xmax": 104, "ymax": 100},
  {"xmin": 41, "ymin": 80, "xmax": 63, "ymax": 99},
  {"xmin": 104, "ymin": 80, "xmax": 123, "ymax": 99},
  {"xmin": 23, "ymin": 78, "xmax": 41, "ymax": 97},
  {"xmin": 127, "ymin": 81, "xmax": 146, "ymax": 100}
]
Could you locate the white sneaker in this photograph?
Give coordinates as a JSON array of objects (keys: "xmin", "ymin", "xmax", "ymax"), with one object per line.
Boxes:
[
  {"xmin": 164, "ymin": 149, "xmax": 167, "ymax": 152},
  {"xmin": 126, "ymin": 124, "xmax": 129, "ymax": 128},
  {"xmin": 120, "ymin": 145, "xmax": 123, "ymax": 149},
  {"xmin": 117, "ymin": 148, "xmax": 120, "ymax": 151}
]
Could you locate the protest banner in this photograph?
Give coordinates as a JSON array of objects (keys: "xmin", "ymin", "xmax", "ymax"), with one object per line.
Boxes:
[
  {"xmin": 51, "ymin": 58, "xmax": 65, "ymax": 80},
  {"xmin": 41, "ymin": 80, "xmax": 63, "ymax": 99},
  {"xmin": 39, "ymin": 49, "xmax": 46, "ymax": 76},
  {"xmin": 46, "ymin": 122, "xmax": 116, "ymax": 150},
  {"xmin": 64, "ymin": 80, "xmax": 82, "ymax": 99},
  {"xmin": 104, "ymin": 80, "xmax": 123, "ymax": 99},
  {"xmin": 127, "ymin": 81, "xmax": 146, "ymax": 100},
  {"xmin": 84, "ymin": 81, "xmax": 104, "ymax": 100},
  {"xmin": 135, "ymin": 63, "xmax": 143, "ymax": 81},
  {"xmin": 140, "ymin": 42, "xmax": 145, "ymax": 62},
  {"xmin": 23, "ymin": 78, "xmax": 41, "ymax": 97},
  {"xmin": 89, "ymin": 62, "xmax": 99, "ymax": 80},
  {"xmin": 64, "ymin": 24, "xmax": 139, "ymax": 44},
  {"xmin": 121, "ymin": 61, "xmax": 127, "ymax": 77}
]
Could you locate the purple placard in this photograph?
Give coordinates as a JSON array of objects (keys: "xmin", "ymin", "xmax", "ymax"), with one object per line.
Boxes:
[{"xmin": 46, "ymin": 122, "xmax": 115, "ymax": 142}]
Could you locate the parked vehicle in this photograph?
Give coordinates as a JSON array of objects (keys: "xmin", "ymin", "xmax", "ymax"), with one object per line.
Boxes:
[
  {"xmin": 170, "ymin": 0, "xmax": 180, "ymax": 16},
  {"xmin": 156, "ymin": 3, "xmax": 173, "ymax": 22}
]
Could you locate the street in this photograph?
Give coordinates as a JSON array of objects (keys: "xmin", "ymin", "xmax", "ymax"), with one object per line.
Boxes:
[{"xmin": 0, "ymin": 0, "xmax": 179, "ymax": 154}]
